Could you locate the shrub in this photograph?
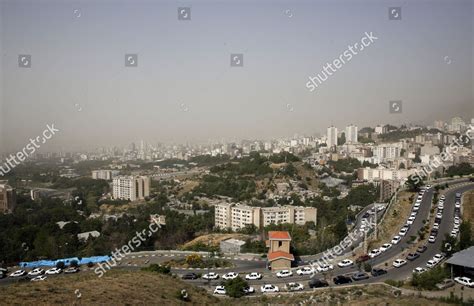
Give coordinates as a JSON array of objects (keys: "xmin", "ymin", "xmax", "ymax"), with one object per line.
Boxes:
[
  {"xmin": 142, "ymin": 264, "xmax": 171, "ymax": 275},
  {"xmin": 223, "ymin": 276, "xmax": 248, "ymax": 298},
  {"xmin": 56, "ymin": 261, "xmax": 65, "ymax": 269},
  {"xmin": 70, "ymin": 260, "xmax": 79, "ymax": 267}
]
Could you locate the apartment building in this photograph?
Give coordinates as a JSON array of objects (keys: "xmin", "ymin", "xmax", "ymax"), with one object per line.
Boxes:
[
  {"xmin": 357, "ymin": 167, "xmax": 416, "ymax": 182},
  {"xmin": 112, "ymin": 176, "xmax": 150, "ymax": 201},
  {"xmin": 214, "ymin": 203, "xmax": 317, "ymax": 230},
  {"xmin": 92, "ymin": 170, "xmax": 112, "ymax": 180},
  {"xmin": 0, "ymin": 183, "xmax": 16, "ymax": 213}
]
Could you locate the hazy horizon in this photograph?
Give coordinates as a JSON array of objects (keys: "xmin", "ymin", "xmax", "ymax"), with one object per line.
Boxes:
[{"xmin": 1, "ymin": 0, "xmax": 473, "ymax": 152}]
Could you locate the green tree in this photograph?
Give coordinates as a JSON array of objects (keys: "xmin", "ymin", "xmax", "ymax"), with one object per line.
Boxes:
[
  {"xmin": 459, "ymin": 221, "xmax": 472, "ymax": 250},
  {"xmin": 223, "ymin": 276, "xmax": 248, "ymax": 298}
]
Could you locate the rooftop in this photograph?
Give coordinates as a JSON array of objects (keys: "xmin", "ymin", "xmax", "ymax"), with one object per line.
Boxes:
[
  {"xmin": 445, "ymin": 246, "xmax": 474, "ymax": 269},
  {"xmin": 268, "ymin": 231, "xmax": 291, "ymax": 240},
  {"xmin": 267, "ymin": 251, "xmax": 295, "ymax": 262}
]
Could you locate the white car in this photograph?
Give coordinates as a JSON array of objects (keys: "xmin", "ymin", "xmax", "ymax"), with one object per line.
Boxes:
[
  {"xmin": 407, "ymin": 216, "xmax": 416, "ymax": 225},
  {"xmin": 28, "ymin": 268, "xmax": 44, "ymax": 277},
  {"xmin": 9, "ymin": 270, "xmax": 27, "ymax": 277},
  {"xmin": 31, "ymin": 275, "xmax": 47, "ymax": 282},
  {"xmin": 368, "ymin": 249, "xmax": 381, "ymax": 258},
  {"xmin": 438, "ymin": 203, "xmax": 444, "ymax": 210},
  {"xmin": 399, "ymin": 227, "xmax": 409, "ymax": 237},
  {"xmin": 433, "ymin": 223, "xmax": 440, "ymax": 230},
  {"xmin": 426, "ymin": 260, "xmax": 437, "ymax": 268},
  {"xmin": 285, "ymin": 282, "xmax": 304, "ymax": 291},
  {"xmin": 213, "ymin": 286, "xmax": 226, "ymax": 295},
  {"xmin": 379, "ymin": 243, "xmax": 392, "ymax": 252},
  {"xmin": 45, "ymin": 267, "xmax": 62, "ymax": 275},
  {"xmin": 436, "ymin": 213, "xmax": 443, "ymax": 219},
  {"xmin": 337, "ymin": 259, "xmax": 353, "ymax": 268},
  {"xmin": 454, "ymin": 276, "xmax": 474, "ymax": 287},
  {"xmin": 261, "ymin": 284, "xmax": 279, "ymax": 293},
  {"xmin": 243, "ymin": 286, "xmax": 255, "ymax": 294},
  {"xmin": 450, "ymin": 230, "xmax": 458, "ymax": 238},
  {"xmin": 392, "ymin": 259, "xmax": 407, "ymax": 268},
  {"xmin": 202, "ymin": 272, "xmax": 219, "ymax": 280},
  {"xmin": 413, "ymin": 267, "xmax": 426, "ymax": 274},
  {"xmin": 245, "ymin": 272, "xmax": 262, "ymax": 280},
  {"xmin": 454, "ymin": 223, "xmax": 460, "ymax": 230},
  {"xmin": 391, "ymin": 236, "xmax": 402, "ymax": 244},
  {"xmin": 428, "ymin": 235, "xmax": 437, "ymax": 243},
  {"xmin": 454, "ymin": 217, "xmax": 461, "ymax": 225},
  {"xmin": 455, "ymin": 201, "xmax": 461, "ymax": 209},
  {"xmin": 276, "ymin": 270, "xmax": 293, "ymax": 278},
  {"xmin": 433, "ymin": 253, "xmax": 445, "ymax": 263},
  {"xmin": 222, "ymin": 272, "xmax": 239, "ymax": 280},
  {"xmin": 316, "ymin": 263, "xmax": 334, "ymax": 272},
  {"xmin": 296, "ymin": 267, "xmax": 314, "ymax": 275}
]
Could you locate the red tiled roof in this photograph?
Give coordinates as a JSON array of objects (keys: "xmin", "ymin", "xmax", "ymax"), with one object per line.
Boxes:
[
  {"xmin": 267, "ymin": 251, "xmax": 295, "ymax": 262},
  {"xmin": 268, "ymin": 231, "xmax": 291, "ymax": 240}
]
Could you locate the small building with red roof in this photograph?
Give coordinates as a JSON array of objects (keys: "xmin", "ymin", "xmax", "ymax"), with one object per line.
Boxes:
[{"xmin": 266, "ymin": 231, "xmax": 294, "ymax": 270}]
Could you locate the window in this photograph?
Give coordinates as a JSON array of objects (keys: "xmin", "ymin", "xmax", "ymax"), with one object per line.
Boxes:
[{"xmin": 278, "ymin": 241, "xmax": 283, "ymax": 247}]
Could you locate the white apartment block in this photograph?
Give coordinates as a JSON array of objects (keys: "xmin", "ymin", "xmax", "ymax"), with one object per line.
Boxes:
[
  {"xmin": 374, "ymin": 143, "xmax": 402, "ymax": 160},
  {"xmin": 327, "ymin": 126, "xmax": 338, "ymax": 147},
  {"xmin": 112, "ymin": 176, "xmax": 150, "ymax": 201},
  {"xmin": 345, "ymin": 124, "xmax": 358, "ymax": 143},
  {"xmin": 357, "ymin": 167, "xmax": 416, "ymax": 182},
  {"xmin": 92, "ymin": 170, "xmax": 112, "ymax": 180},
  {"xmin": 215, "ymin": 203, "xmax": 317, "ymax": 230}
]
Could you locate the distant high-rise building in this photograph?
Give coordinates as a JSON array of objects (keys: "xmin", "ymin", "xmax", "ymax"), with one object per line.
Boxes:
[
  {"xmin": 113, "ymin": 176, "xmax": 150, "ymax": 201},
  {"xmin": 434, "ymin": 120, "xmax": 445, "ymax": 131},
  {"xmin": 375, "ymin": 125, "xmax": 388, "ymax": 135},
  {"xmin": 327, "ymin": 126, "xmax": 338, "ymax": 147},
  {"xmin": 449, "ymin": 117, "xmax": 466, "ymax": 133},
  {"xmin": 92, "ymin": 170, "xmax": 112, "ymax": 180},
  {"xmin": 345, "ymin": 124, "xmax": 358, "ymax": 143},
  {"xmin": 0, "ymin": 183, "xmax": 16, "ymax": 213}
]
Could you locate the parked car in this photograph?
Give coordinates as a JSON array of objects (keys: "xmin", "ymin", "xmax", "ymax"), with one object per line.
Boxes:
[
  {"xmin": 260, "ymin": 284, "xmax": 279, "ymax": 293},
  {"xmin": 426, "ymin": 260, "xmax": 438, "ymax": 268},
  {"xmin": 371, "ymin": 268, "xmax": 387, "ymax": 277},
  {"xmin": 436, "ymin": 279, "xmax": 455, "ymax": 290},
  {"xmin": 352, "ymin": 272, "xmax": 369, "ymax": 281},
  {"xmin": 308, "ymin": 279, "xmax": 329, "ymax": 288},
  {"xmin": 27, "ymin": 268, "xmax": 44, "ymax": 277},
  {"xmin": 417, "ymin": 245, "xmax": 428, "ymax": 253},
  {"xmin": 399, "ymin": 227, "xmax": 409, "ymax": 237},
  {"xmin": 222, "ymin": 272, "xmax": 239, "ymax": 280},
  {"xmin": 406, "ymin": 252, "xmax": 420, "ymax": 261},
  {"xmin": 454, "ymin": 276, "xmax": 474, "ymax": 288},
  {"xmin": 379, "ymin": 243, "xmax": 392, "ymax": 252},
  {"xmin": 413, "ymin": 267, "xmax": 426, "ymax": 274},
  {"xmin": 428, "ymin": 235, "xmax": 437, "ymax": 243},
  {"xmin": 202, "ymin": 272, "xmax": 219, "ymax": 280},
  {"xmin": 276, "ymin": 270, "xmax": 293, "ymax": 278},
  {"xmin": 181, "ymin": 273, "xmax": 199, "ymax": 280},
  {"xmin": 285, "ymin": 282, "xmax": 304, "ymax": 291},
  {"xmin": 64, "ymin": 267, "xmax": 80, "ymax": 274},
  {"xmin": 245, "ymin": 272, "xmax": 262, "ymax": 280},
  {"xmin": 392, "ymin": 259, "xmax": 407, "ymax": 268},
  {"xmin": 242, "ymin": 286, "xmax": 255, "ymax": 294},
  {"xmin": 296, "ymin": 267, "xmax": 314, "ymax": 276},
  {"xmin": 45, "ymin": 268, "xmax": 62, "ymax": 275},
  {"xmin": 337, "ymin": 259, "xmax": 353, "ymax": 268},
  {"xmin": 213, "ymin": 286, "xmax": 226, "ymax": 295},
  {"xmin": 30, "ymin": 275, "xmax": 47, "ymax": 282},
  {"xmin": 368, "ymin": 249, "xmax": 381, "ymax": 258},
  {"xmin": 391, "ymin": 236, "xmax": 402, "ymax": 244},
  {"xmin": 9, "ymin": 270, "xmax": 27, "ymax": 277},
  {"xmin": 433, "ymin": 253, "xmax": 445, "ymax": 263},
  {"xmin": 316, "ymin": 263, "xmax": 334, "ymax": 272},
  {"xmin": 356, "ymin": 255, "xmax": 370, "ymax": 263},
  {"xmin": 333, "ymin": 275, "xmax": 352, "ymax": 285}
]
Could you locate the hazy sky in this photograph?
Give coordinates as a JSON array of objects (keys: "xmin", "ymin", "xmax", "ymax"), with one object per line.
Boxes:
[{"xmin": 0, "ymin": 0, "xmax": 473, "ymax": 152}]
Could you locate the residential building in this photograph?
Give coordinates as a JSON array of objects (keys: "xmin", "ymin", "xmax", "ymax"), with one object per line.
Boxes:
[
  {"xmin": 0, "ymin": 183, "xmax": 16, "ymax": 213},
  {"xmin": 379, "ymin": 179, "xmax": 401, "ymax": 202},
  {"xmin": 267, "ymin": 231, "xmax": 294, "ymax": 271},
  {"xmin": 112, "ymin": 176, "xmax": 150, "ymax": 201},
  {"xmin": 327, "ymin": 126, "xmax": 338, "ymax": 148},
  {"xmin": 375, "ymin": 125, "xmax": 388, "ymax": 135},
  {"xmin": 214, "ymin": 203, "xmax": 317, "ymax": 230},
  {"xmin": 357, "ymin": 167, "xmax": 415, "ymax": 182},
  {"xmin": 345, "ymin": 124, "xmax": 358, "ymax": 143},
  {"xmin": 92, "ymin": 170, "xmax": 112, "ymax": 180},
  {"xmin": 220, "ymin": 238, "xmax": 246, "ymax": 254}
]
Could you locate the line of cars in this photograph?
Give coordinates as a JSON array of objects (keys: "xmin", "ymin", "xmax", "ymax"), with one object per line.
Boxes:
[{"xmin": 1, "ymin": 266, "xmax": 80, "ymax": 282}]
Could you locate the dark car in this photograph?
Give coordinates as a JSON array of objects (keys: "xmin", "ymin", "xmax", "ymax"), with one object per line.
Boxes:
[
  {"xmin": 371, "ymin": 268, "xmax": 387, "ymax": 277},
  {"xmin": 406, "ymin": 252, "xmax": 420, "ymax": 261},
  {"xmin": 308, "ymin": 279, "xmax": 329, "ymax": 288},
  {"xmin": 352, "ymin": 272, "xmax": 369, "ymax": 281},
  {"xmin": 356, "ymin": 254, "xmax": 370, "ymax": 263},
  {"xmin": 362, "ymin": 212, "xmax": 370, "ymax": 219},
  {"xmin": 182, "ymin": 273, "xmax": 199, "ymax": 280},
  {"xmin": 417, "ymin": 245, "xmax": 428, "ymax": 253},
  {"xmin": 333, "ymin": 275, "xmax": 352, "ymax": 285}
]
